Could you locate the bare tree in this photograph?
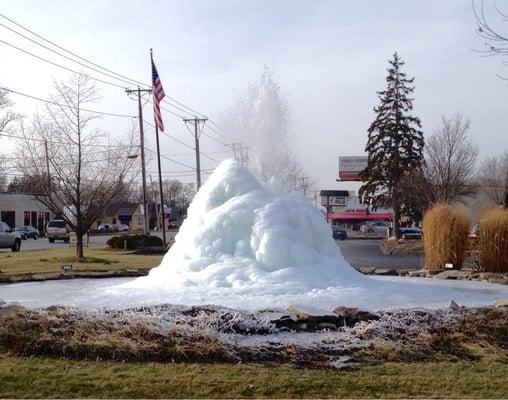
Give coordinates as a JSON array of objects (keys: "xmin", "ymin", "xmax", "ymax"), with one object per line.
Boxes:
[
  {"xmin": 477, "ymin": 152, "xmax": 508, "ymax": 207},
  {"xmin": 474, "ymin": 1, "xmax": 508, "ymax": 63},
  {"xmin": 16, "ymin": 74, "xmax": 139, "ymax": 258},
  {"xmin": 424, "ymin": 114, "xmax": 479, "ymax": 204},
  {"xmin": 0, "ymin": 88, "xmax": 19, "ymax": 135},
  {"xmin": 0, "ymin": 88, "xmax": 20, "ymax": 192}
]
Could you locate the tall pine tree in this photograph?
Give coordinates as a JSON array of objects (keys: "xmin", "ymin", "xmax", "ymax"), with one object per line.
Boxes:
[{"xmin": 359, "ymin": 53, "xmax": 424, "ymax": 238}]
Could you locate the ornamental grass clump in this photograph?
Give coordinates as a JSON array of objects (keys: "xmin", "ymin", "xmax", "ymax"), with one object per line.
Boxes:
[
  {"xmin": 478, "ymin": 208, "xmax": 508, "ymax": 273},
  {"xmin": 423, "ymin": 203, "xmax": 470, "ymax": 273}
]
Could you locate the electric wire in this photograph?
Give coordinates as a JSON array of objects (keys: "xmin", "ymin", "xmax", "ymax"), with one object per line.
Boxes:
[
  {"xmin": 1, "ymin": 86, "xmax": 137, "ymax": 118},
  {"xmin": 0, "ymin": 39, "xmax": 127, "ymax": 89}
]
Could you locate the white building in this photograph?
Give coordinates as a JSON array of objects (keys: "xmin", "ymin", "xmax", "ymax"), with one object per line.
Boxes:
[{"xmin": 0, "ymin": 193, "xmax": 54, "ymax": 231}]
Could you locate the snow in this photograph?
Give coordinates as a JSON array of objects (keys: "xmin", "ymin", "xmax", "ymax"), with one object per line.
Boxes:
[{"xmin": 1, "ymin": 160, "xmax": 507, "ymax": 311}]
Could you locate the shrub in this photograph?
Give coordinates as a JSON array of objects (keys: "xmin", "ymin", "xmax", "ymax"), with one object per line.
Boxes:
[
  {"xmin": 478, "ymin": 208, "xmax": 508, "ymax": 273},
  {"xmin": 107, "ymin": 234, "xmax": 163, "ymax": 250},
  {"xmin": 422, "ymin": 203, "xmax": 470, "ymax": 273}
]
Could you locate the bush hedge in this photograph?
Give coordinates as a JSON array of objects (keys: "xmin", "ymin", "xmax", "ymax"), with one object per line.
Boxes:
[
  {"xmin": 478, "ymin": 207, "xmax": 508, "ymax": 273},
  {"xmin": 107, "ymin": 234, "xmax": 164, "ymax": 250},
  {"xmin": 423, "ymin": 203, "xmax": 470, "ymax": 273}
]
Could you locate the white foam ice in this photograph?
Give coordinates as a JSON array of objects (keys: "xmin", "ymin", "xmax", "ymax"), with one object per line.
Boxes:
[{"xmin": 128, "ymin": 159, "xmax": 363, "ymax": 292}]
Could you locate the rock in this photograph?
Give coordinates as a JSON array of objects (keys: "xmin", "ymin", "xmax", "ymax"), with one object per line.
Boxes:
[
  {"xmin": 489, "ymin": 277, "xmax": 508, "ymax": 285},
  {"xmin": 332, "ymin": 306, "xmax": 379, "ymax": 326},
  {"xmin": 373, "ymin": 268, "xmax": 397, "ymax": 276},
  {"xmin": 274, "ymin": 305, "xmax": 378, "ymax": 331},
  {"xmin": 477, "ymin": 272, "xmax": 498, "ymax": 280},
  {"xmin": 359, "ymin": 267, "xmax": 376, "ymax": 275},
  {"xmin": 408, "ymin": 269, "xmax": 427, "ymax": 277},
  {"xmin": 448, "ymin": 299, "xmax": 461, "ymax": 310},
  {"xmin": 494, "ymin": 298, "xmax": 508, "ymax": 308},
  {"xmin": 433, "ymin": 270, "xmax": 471, "ymax": 280},
  {"xmin": 317, "ymin": 322, "xmax": 338, "ymax": 330},
  {"xmin": 328, "ymin": 356, "xmax": 357, "ymax": 370},
  {"xmin": 286, "ymin": 305, "xmax": 330, "ymax": 320}
]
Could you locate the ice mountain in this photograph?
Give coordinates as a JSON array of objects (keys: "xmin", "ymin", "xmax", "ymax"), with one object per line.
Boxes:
[{"xmin": 134, "ymin": 159, "xmax": 363, "ymax": 290}]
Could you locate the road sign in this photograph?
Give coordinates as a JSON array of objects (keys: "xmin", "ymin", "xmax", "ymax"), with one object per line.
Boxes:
[{"xmin": 339, "ymin": 156, "xmax": 368, "ymax": 181}]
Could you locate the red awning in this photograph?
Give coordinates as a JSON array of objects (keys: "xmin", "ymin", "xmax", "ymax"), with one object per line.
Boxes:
[{"xmin": 327, "ymin": 211, "xmax": 392, "ymax": 221}]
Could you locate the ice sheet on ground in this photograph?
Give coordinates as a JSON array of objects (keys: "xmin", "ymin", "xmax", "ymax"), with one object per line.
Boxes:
[{"xmin": 1, "ymin": 276, "xmax": 508, "ymax": 310}]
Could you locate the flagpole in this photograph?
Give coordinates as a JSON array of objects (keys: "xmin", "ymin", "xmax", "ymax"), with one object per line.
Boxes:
[{"xmin": 151, "ymin": 48, "xmax": 167, "ymax": 246}]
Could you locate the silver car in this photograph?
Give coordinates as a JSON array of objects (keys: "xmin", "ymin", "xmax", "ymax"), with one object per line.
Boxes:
[{"xmin": 0, "ymin": 221, "xmax": 22, "ymax": 252}]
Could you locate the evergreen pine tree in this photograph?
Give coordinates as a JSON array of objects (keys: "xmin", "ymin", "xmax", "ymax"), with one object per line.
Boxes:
[{"xmin": 359, "ymin": 53, "xmax": 424, "ymax": 238}]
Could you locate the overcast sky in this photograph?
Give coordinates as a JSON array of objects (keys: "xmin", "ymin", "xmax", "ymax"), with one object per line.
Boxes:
[{"xmin": 1, "ymin": 0, "xmax": 507, "ymax": 190}]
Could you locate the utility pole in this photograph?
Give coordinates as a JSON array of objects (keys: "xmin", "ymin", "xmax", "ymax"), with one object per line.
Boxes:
[
  {"xmin": 125, "ymin": 86, "xmax": 152, "ymax": 235},
  {"xmin": 44, "ymin": 139, "xmax": 50, "ymax": 182},
  {"xmin": 149, "ymin": 174, "xmax": 160, "ymax": 231},
  {"xmin": 298, "ymin": 177, "xmax": 308, "ymax": 196},
  {"xmin": 183, "ymin": 117, "xmax": 208, "ymax": 189}
]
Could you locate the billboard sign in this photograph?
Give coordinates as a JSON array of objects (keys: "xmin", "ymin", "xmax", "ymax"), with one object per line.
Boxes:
[{"xmin": 339, "ymin": 156, "xmax": 368, "ymax": 181}]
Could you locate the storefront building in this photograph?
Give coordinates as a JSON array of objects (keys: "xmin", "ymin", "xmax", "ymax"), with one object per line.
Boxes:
[{"xmin": 0, "ymin": 193, "xmax": 54, "ymax": 232}]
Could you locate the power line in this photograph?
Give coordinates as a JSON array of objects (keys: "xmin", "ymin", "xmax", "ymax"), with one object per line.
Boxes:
[
  {"xmin": 202, "ymin": 130, "xmax": 228, "ymax": 146},
  {"xmin": 0, "ymin": 11, "xmax": 148, "ymax": 89},
  {"xmin": 205, "ymin": 123, "xmax": 228, "ymax": 140},
  {"xmin": 0, "ymin": 21, "xmax": 141, "ymax": 89},
  {"xmin": 0, "ymin": 132, "xmax": 139, "ymax": 149},
  {"xmin": 0, "ymin": 38, "xmax": 127, "ymax": 89},
  {"xmin": 1, "ymin": 86, "xmax": 137, "ymax": 118},
  {"xmin": 0, "ymin": 12, "xmax": 218, "ymax": 121},
  {"xmin": 144, "ymin": 147, "xmax": 195, "ymax": 170},
  {"xmin": 143, "ymin": 119, "xmax": 218, "ymax": 163}
]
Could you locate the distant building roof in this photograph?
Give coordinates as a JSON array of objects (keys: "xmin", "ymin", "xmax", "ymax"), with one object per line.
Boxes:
[
  {"xmin": 320, "ymin": 190, "xmax": 349, "ymax": 197},
  {"xmin": 105, "ymin": 202, "xmax": 139, "ymax": 216}
]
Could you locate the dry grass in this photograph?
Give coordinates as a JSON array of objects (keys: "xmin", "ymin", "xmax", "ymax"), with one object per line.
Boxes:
[
  {"xmin": 0, "ymin": 307, "xmax": 232, "ymax": 364},
  {"xmin": 423, "ymin": 203, "xmax": 470, "ymax": 273},
  {"xmin": 0, "ymin": 247, "xmax": 162, "ymax": 278},
  {"xmin": 478, "ymin": 207, "xmax": 508, "ymax": 273}
]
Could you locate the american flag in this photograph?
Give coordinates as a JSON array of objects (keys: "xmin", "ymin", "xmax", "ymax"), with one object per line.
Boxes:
[{"xmin": 151, "ymin": 58, "xmax": 165, "ymax": 132}]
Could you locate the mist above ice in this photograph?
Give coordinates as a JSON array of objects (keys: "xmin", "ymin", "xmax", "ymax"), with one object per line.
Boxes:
[{"xmin": 219, "ymin": 67, "xmax": 307, "ymax": 191}]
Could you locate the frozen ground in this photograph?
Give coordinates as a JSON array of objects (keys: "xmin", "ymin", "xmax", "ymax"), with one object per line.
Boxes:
[{"xmin": 1, "ymin": 274, "xmax": 507, "ymax": 311}]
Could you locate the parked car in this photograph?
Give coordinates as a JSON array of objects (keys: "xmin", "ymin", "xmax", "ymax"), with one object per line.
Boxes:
[
  {"xmin": 98, "ymin": 223, "xmax": 111, "ymax": 231},
  {"xmin": 360, "ymin": 221, "xmax": 390, "ymax": 234},
  {"xmin": 14, "ymin": 225, "xmax": 39, "ymax": 240},
  {"xmin": 118, "ymin": 224, "xmax": 129, "ymax": 232},
  {"xmin": 332, "ymin": 226, "xmax": 347, "ymax": 241},
  {"xmin": 0, "ymin": 221, "xmax": 21, "ymax": 251},
  {"xmin": 400, "ymin": 227, "xmax": 422, "ymax": 240},
  {"xmin": 46, "ymin": 219, "xmax": 70, "ymax": 243},
  {"xmin": 167, "ymin": 221, "xmax": 180, "ymax": 230}
]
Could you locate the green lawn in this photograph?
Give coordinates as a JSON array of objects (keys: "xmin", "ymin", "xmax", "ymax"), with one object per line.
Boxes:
[
  {"xmin": 0, "ymin": 355, "xmax": 506, "ymax": 398},
  {"xmin": 0, "ymin": 247, "xmax": 162, "ymax": 277}
]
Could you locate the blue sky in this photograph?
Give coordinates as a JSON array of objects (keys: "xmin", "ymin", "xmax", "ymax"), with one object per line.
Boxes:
[{"xmin": 1, "ymin": 0, "xmax": 507, "ymax": 189}]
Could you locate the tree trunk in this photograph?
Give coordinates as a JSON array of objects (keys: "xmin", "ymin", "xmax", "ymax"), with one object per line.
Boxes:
[
  {"xmin": 393, "ymin": 205, "xmax": 401, "ymax": 239},
  {"xmin": 76, "ymin": 233, "xmax": 84, "ymax": 259}
]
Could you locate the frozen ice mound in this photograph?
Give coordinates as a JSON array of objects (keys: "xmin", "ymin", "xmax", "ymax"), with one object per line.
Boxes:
[{"xmin": 131, "ymin": 159, "xmax": 363, "ymax": 291}]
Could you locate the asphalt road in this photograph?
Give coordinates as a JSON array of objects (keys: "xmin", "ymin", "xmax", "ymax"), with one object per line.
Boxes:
[{"xmin": 337, "ymin": 239, "xmax": 423, "ymax": 270}]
